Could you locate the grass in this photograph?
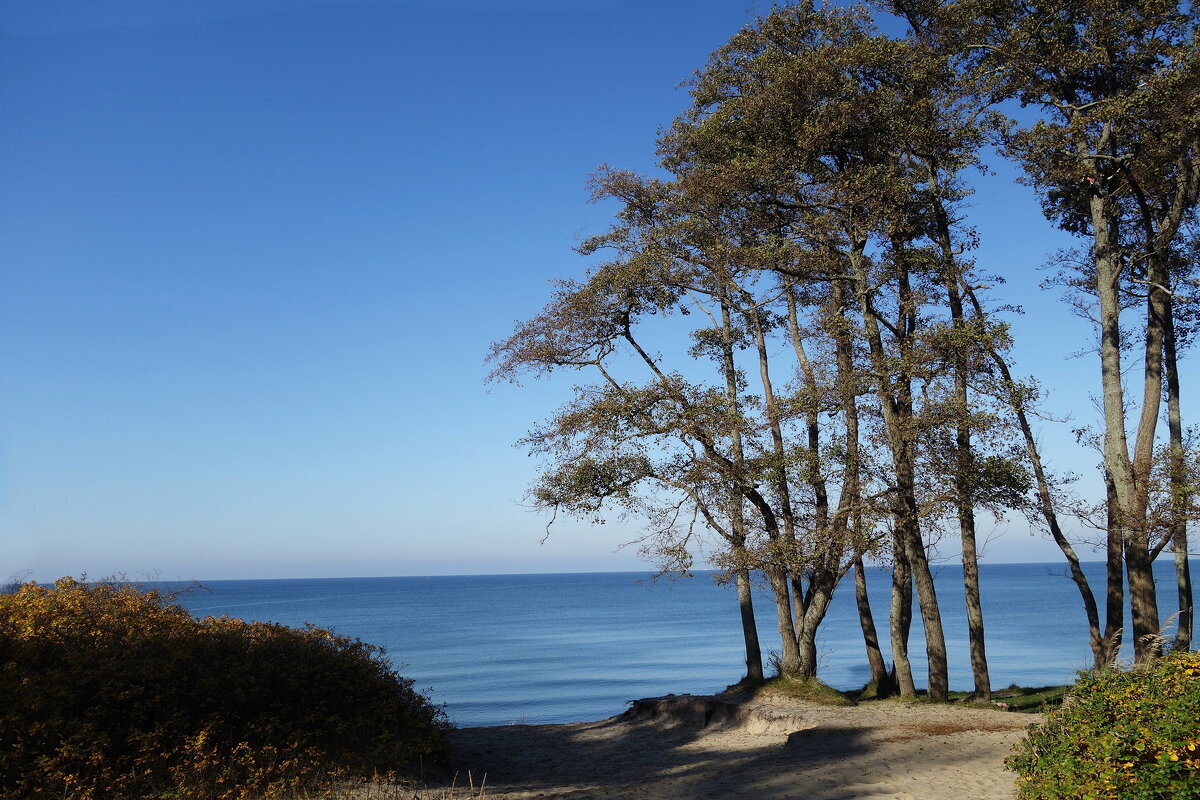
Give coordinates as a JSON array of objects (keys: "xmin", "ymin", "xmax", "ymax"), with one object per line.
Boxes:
[
  {"xmin": 872, "ymin": 683, "xmax": 1069, "ymax": 713},
  {"xmin": 979, "ymin": 683, "xmax": 1071, "ymax": 712},
  {"xmin": 725, "ymin": 675, "xmax": 1069, "ymax": 712},
  {"xmin": 311, "ymin": 772, "xmax": 489, "ymax": 799},
  {"xmin": 724, "ymin": 675, "xmax": 858, "ymax": 706}
]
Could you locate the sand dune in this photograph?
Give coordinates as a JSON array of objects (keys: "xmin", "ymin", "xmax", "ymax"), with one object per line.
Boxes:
[{"xmin": 445, "ymin": 694, "xmax": 1040, "ymax": 800}]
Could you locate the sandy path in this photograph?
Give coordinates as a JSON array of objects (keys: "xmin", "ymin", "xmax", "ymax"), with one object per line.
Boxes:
[{"xmin": 444, "ymin": 695, "xmax": 1040, "ymax": 800}]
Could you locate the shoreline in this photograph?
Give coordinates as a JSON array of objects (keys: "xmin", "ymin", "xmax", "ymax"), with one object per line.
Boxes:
[{"xmin": 442, "ymin": 692, "xmax": 1039, "ymax": 799}]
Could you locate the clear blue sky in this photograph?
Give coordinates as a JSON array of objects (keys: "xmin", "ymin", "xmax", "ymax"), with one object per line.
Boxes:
[{"xmin": 2, "ymin": 1, "xmax": 1178, "ymax": 581}]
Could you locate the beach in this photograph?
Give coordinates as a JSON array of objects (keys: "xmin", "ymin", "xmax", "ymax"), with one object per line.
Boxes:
[{"xmin": 444, "ymin": 693, "xmax": 1039, "ymax": 799}]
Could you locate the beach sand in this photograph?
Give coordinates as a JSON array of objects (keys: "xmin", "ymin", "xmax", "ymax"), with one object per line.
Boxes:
[{"xmin": 443, "ymin": 693, "xmax": 1040, "ymax": 799}]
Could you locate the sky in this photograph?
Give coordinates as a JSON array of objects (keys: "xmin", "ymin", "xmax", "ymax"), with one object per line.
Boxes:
[{"xmin": 2, "ymin": 0, "xmax": 1185, "ymax": 582}]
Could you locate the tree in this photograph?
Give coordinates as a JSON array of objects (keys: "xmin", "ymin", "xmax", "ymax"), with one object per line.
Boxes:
[
  {"xmin": 490, "ymin": 179, "xmax": 792, "ymax": 679},
  {"xmin": 658, "ymin": 0, "xmax": 1041, "ymax": 700},
  {"xmin": 972, "ymin": 0, "xmax": 1200, "ymax": 662}
]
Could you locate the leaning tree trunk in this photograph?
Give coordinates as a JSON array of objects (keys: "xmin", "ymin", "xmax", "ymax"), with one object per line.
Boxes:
[
  {"xmin": 959, "ymin": 510, "xmax": 990, "ymax": 699},
  {"xmin": 795, "ymin": 580, "xmax": 828, "ymax": 680},
  {"xmin": 827, "ymin": 278, "xmax": 883, "ymax": 687},
  {"xmin": 720, "ymin": 301, "xmax": 765, "ymax": 680},
  {"xmin": 937, "ymin": 228, "xmax": 990, "ymax": 700},
  {"xmin": 897, "ymin": 466, "xmax": 950, "ymax": 701},
  {"xmin": 854, "ymin": 555, "xmax": 890, "ymax": 690},
  {"xmin": 629, "ymin": 310, "xmax": 789, "ymax": 676},
  {"xmin": 746, "ymin": 303, "xmax": 806, "ymax": 644},
  {"xmin": 735, "ymin": 566, "xmax": 764, "ymax": 681},
  {"xmin": 795, "ymin": 546, "xmax": 853, "ymax": 680},
  {"xmin": 783, "ymin": 284, "xmax": 846, "ymax": 680},
  {"xmin": 1089, "ymin": 181, "xmax": 1159, "ymax": 663},
  {"xmin": 765, "ymin": 565, "xmax": 802, "ymax": 675},
  {"xmin": 1134, "ymin": 127, "xmax": 1199, "ymax": 654},
  {"xmin": 848, "ymin": 244, "xmax": 941, "ymax": 697},
  {"xmin": 1164, "ymin": 297, "xmax": 1193, "ymax": 651},
  {"xmin": 732, "ymin": 480, "xmax": 800, "ymax": 674},
  {"xmin": 889, "ymin": 533, "xmax": 916, "ymax": 697},
  {"xmin": 1126, "ymin": 247, "xmax": 1170, "ymax": 660},
  {"xmin": 962, "ymin": 284, "xmax": 1107, "ymax": 667},
  {"xmin": 865, "ymin": 250, "xmax": 949, "ymax": 701}
]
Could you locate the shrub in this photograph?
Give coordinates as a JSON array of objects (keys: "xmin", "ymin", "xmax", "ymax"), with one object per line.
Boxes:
[
  {"xmin": 1007, "ymin": 651, "xmax": 1200, "ymax": 800},
  {"xmin": 0, "ymin": 577, "xmax": 451, "ymax": 799}
]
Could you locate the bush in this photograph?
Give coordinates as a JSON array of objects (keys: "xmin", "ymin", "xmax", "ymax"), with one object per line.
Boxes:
[
  {"xmin": 1007, "ymin": 651, "xmax": 1200, "ymax": 800},
  {"xmin": 0, "ymin": 577, "xmax": 451, "ymax": 799}
]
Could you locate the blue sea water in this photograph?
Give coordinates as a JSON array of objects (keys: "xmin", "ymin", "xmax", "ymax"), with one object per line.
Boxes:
[{"xmin": 166, "ymin": 561, "xmax": 1198, "ymax": 727}]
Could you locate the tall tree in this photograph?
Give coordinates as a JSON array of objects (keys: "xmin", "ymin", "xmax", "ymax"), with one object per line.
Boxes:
[
  {"xmin": 658, "ymin": 0, "xmax": 1037, "ymax": 699},
  {"xmin": 884, "ymin": 0, "xmax": 1011, "ymax": 700},
  {"xmin": 972, "ymin": 0, "xmax": 1200, "ymax": 661},
  {"xmin": 486, "ymin": 248, "xmax": 770, "ymax": 680},
  {"xmin": 490, "ymin": 171, "xmax": 871, "ymax": 680}
]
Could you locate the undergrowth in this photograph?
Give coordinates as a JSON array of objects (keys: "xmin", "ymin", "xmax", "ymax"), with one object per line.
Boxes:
[
  {"xmin": 1007, "ymin": 651, "xmax": 1200, "ymax": 800},
  {"xmin": 0, "ymin": 577, "xmax": 451, "ymax": 799}
]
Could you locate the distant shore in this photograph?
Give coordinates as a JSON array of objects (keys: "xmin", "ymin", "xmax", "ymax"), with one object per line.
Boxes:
[{"xmin": 444, "ymin": 692, "xmax": 1037, "ymax": 799}]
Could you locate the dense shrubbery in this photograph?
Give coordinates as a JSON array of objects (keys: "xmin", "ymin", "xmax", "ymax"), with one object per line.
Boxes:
[
  {"xmin": 1008, "ymin": 651, "xmax": 1200, "ymax": 800},
  {"xmin": 0, "ymin": 577, "xmax": 450, "ymax": 799}
]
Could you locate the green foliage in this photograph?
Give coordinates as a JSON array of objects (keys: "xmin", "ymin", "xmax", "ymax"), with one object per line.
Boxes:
[
  {"xmin": 0, "ymin": 578, "xmax": 450, "ymax": 799},
  {"xmin": 950, "ymin": 684, "xmax": 1069, "ymax": 714},
  {"xmin": 1007, "ymin": 652, "xmax": 1200, "ymax": 800}
]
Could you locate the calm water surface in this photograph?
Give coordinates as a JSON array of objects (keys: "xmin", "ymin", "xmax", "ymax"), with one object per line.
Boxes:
[{"xmin": 168, "ymin": 561, "xmax": 1198, "ymax": 727}]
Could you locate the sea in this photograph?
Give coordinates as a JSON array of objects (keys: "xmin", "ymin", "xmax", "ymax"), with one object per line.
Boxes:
[{"xmin": 165, "ymin": 560, "xmax": 1198, "ymax": 728}]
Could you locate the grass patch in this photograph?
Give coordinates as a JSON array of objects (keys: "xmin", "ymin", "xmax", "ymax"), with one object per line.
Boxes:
[
  {"xmin": 853, "ymin": 676, "xmax": 897, "ymax": 701},
  {"xmin": 725, "ymin": 675, "xmax": 1068, "ymax": 712},
  {"xmin": 966, "ymin": 684, "xmax": 1070, "ymax": 713},
  {"xmin": 853, "ymin": 683, "xmax": 1068, "ymax": 712},
  {"xmin": 733, "ymin": 676, "xmax": 857, "ymax": 706},
  {"xmin": 314, "ymin": 772, "xmax": 488, "ymax": 799}
]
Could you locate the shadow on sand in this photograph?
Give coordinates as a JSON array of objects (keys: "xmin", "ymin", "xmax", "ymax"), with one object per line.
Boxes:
[{"xmin": 440, "ymin": 693, "xmax": 1029, "ymax": 799}]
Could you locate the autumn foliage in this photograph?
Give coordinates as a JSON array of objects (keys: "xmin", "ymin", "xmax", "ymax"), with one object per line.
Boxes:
[
  {"xmin": 0, "ymin": 578, "xmax": 450, "ymax": 799},
  {"xmin": 1008, "ymin": 651, "xmax": 1200, "ymax": 800}
]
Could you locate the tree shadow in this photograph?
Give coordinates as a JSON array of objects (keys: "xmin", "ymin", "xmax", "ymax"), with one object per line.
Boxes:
[{"xmin": 441, "ymin": 695, "xmax": 1029, "ymax": 799}]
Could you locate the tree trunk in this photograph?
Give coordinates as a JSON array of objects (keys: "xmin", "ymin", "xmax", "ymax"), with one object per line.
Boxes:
[
  {"xmin": 849, "ymin": 243, "xmax": 943, "ymax": 697},
  {"xmin": 796, "ymin": 606, "xmax": 820, "ymax": 679},
  {"xmin": 854, "ymin": 555, "xmax": 890, "ymax": 688},
  {"xmin": 936, "ymin": 225, "xmax": 990, "ymax": 700},
  {"xmin": 865, "ymin": 248, "xmax": 948, "ymax": 700},
  {"xmin": 1089, "ymin": 183, "xmax": 1159, "ymax": 663},
  {"xmin": 1173, "ymin": 534, "xmax": 1193, "ymax": 652},
  {"xmin": 1104, "ymin": 477, "xmax": 1125, "ymax": 663},
  {"xmin": 767, "ymin": 567, "xmax": 802, "ymax": 675},
  {"xmin": 1164, "ymin": 299, "xmax": 1192, "ymax": 651},
  {"xmin": 960, "ymin": 515, "xmax": 990, "ymax": 700},
  {"xmin": 1126, "ymin": 248, "xmax": 1171, "ymax": 660},
  {"xmin": 735, "ymin": 566, "xmax": 764, "ymax": 681},
  {"xmin": 961, "ymin": 284, "xmax": 1106, "ymax": 668},
  {"xmin": 720, "ymin": 301, "xmax": 765, "ymax": 680},
  {"xmin": 900, "ymin": 491, "xmax": 950, "ymax": 701},
  {"xmin": 746, "ymin": 301, "xmax": 807, "ymax": 637},
  {"xmin": 1124, "ymin": 530, "xmax": 1161, "ymax": 660},
  {"xmin": 889, "ymin": 537, "xmax": 916, "ymax": 697},
  {"xmin": 796, "ymin": 563, "xmax": 850, "ymax": 680},
  {"xmin": 783, "ymin": 281, "xmax": 850, "ymax": 680},
  {"xmin": 830, "ymin": 279, "xmax": 885, "ymax": 688}
]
